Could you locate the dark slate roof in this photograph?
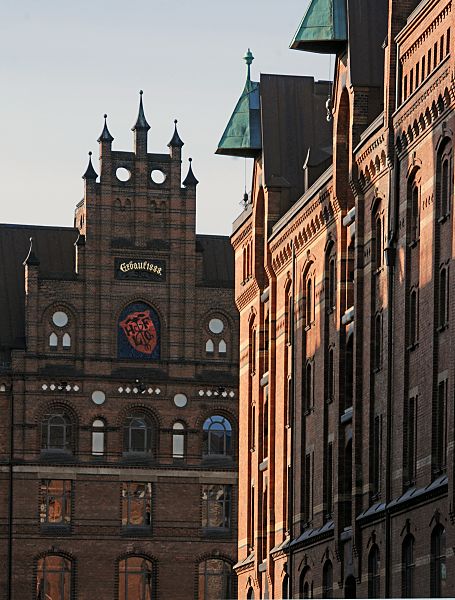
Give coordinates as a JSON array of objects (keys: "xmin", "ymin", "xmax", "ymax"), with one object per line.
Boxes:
[
  {"xmin": 196, "ymin": 235, "xmax": 234, "ymax": 288},
  {"xmin": 0, "ymin": 224, "xmax": 78, "ymax": 350}
]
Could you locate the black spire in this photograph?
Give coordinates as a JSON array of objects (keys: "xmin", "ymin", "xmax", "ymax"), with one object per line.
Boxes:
[
  {"xmin": 183, "ymin": 158, "xmax": 199, "ymax": 187},
  {"xmin": 97, "ymin": 114, "xmax": 114, "ymax": 143},
  {"xmin": 82, "ymin": 151, "xmax": 98, "ymax": 180},
  {"xmin": 132, "ymin": 90, "xmax": 150, "ymax": 132},
  {"xmin": 23, "ymin": 237, "xmax": 40, "ymax": 267},
  {"xmin": 168, "ymin": 119, "xmax": 184, "ymax": 148}
]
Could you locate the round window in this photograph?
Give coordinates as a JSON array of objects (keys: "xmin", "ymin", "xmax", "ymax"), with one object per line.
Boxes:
[
  {"xmin": 52, "ymin": 311, "xmax": 68, "ymax": 327},
  {"xmin": 116, "ymin": 167, "xmax": 131, "ymax": 182},
  {"xmin": 91, "ymin": 390, "xmax": 106, "ymax": 405},
  {"xmin": 209, "ymin": 318, "xmax": 224, "ymax": 334},
  {"xmin": 174, "ymin": 393, "xmax": 188, "ymax": 408},
  {"xmin": 151, "ymin": 169, "xmax": 166, "ymax": 184}
]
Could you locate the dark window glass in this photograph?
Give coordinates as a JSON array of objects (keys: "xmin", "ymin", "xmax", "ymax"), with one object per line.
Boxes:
[
  {"xmin": 306, "ymin": 278, "xmax": 313, "ymax": 325},
  {"xmin": 327, "ymin": 348, "xmax": 334, "ymax": 402},
  {"xmin": 402, "ymin": 535, "xmax": 415, "ymax": 598},
  {"xmin": 118, "ymin": 556, "xmax": 153, "ymax": 600},
  {"xmin": 328, "ymin": 258, "xmax": 336, "ymax": 309},
  {"xmin": 433, "ymin": 381, "xmax": 447, "ymax": 476},
  {"xmin": 203, "ymin": 416, "xmax": 232, "ymax": 456},
  {"xmin": 403, "ymin": 396, "xmax": 417, "ymax": 488},
  {"xmin": 303, "ymin": 452, "xmax": 313, "ymax": 524},
  {"xmin": 345, "ymin": 336, "xmax": 354, "ymax": 409},
  {"xmin": 41, "ymin": 413, "xmax": 72, "ymax": 452},
  {"xmin": 39, "ymin": 480, "xmax": 71, "ymax": 525},
  {"xmin": 323, "ymin": 561, "xmax": 333, "ymax": 598},
  {"xmin": 368, "ymin": 545, "xmax": 380, "ymax": 598},
  {"xmin": 438, "ymin": 268, "xmax": 448, "ymax": 328},
  {"xmin": 198, "ymin": 559, "xmax": 233, "ymax": 600},
  {"xmin": 411, "ymin": 185, "xmax": 419, "ymax": 241},
  {"xmin": 304, "ymin": 361, "xmax": 313, "ymax": 412},
  {"xmin": 430, "ymin": 525, "xmax": 446, "ymax": 597},
  {"xmin": 372, "ymin": 416, "xmax": 382, "ymax": 497},
  {"xmin": 121, "ymin": 482, "xmax": 152, "ymax": 528},
  {"xmin": 374, "ymin": 313, "xmax": 382, "ymax": 370},
  {"xmin": 282, "ymin": 574, "xmax": 289, "ymax": 599},
  {"xmin": 36, "ymin": 555, "xmax": 72, "ymax": 600},
  {"xmin": 201, "ymin": 484, "xmax": 231, "ymax": 529},
  {"xmin": 123, "ymin": 415, "xmax": 152, "ymax": 454},
  {"xmin": 342, "ymin": 440, "xmax": 352, "ymax": 527},
  {"xmin": 409, "ymin": 290, "xmax": 418, "ymax": 346},
  {"xmin": 325, "ymin": 443, "xmax": 333, "ymax": 519}
]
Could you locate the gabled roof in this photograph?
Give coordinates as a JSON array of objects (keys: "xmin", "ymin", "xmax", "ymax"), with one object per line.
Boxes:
[{"xmin": 290, "ymin": 0, "xmax": 347, "ymax": 53}]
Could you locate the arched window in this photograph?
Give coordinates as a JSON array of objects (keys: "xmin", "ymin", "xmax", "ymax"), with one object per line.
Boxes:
[
  {"xmin": 322, "ymin": 561, "xmax": 333, "ymax": 598},
  {"xmin": 203, "ymin": 416, "xmax": 232, "ymax": 456},
  {"xmin": 41, "ymin": 413, "xmax": 72, "ymax": 452},
  {"xmin": 218, "ymin": 339, "xmax": 227, "ymax": 354},
  {"xmin": 402, "ymin": 535, "xmax": 415, "ymax": 597},
  {"xmin": 62, "ymin": 333, "xmax": 71, "ymax": 348},
  {"xmin": 430, "ymin": 524, "xmax": 446, "ymax": 597},
  {"xmin": 410, "ymin": 179, "xmax": 420, "ymax": 242},
  {"xmin": 438, "ymin": 140, "xmax": 452, "ymax": 218},
  {"xmin": 92, "ymin": 419, "xmax": 105, "ymax": 456},
  {"xmin": 172, "ymin": 422, "xmax": 185, "ymax": 459},
  {"xmin": 123, "ymin": 414, "xmax": 153, "ymax": 454},
  {"xmin": 328, "ymin": 257, "xmax": 336, "ymax": 310},
  {"xmin": 306, "ymin": 277, "xmax": 313, "ymax": 325},
  {"xmin": 205, "ymin": 339, "xmax": 214, "ymax": 354},
  {"xmin": 368, "ymin": 545, "xmax": 380, "ymax": 598},
  {"xmin": 36, "ymin": 555, "xmax": 72, "ymax": 600},
  {"xmin": 198, "ymin": 559, "xmax": 233, "ymax": 600},
  {"xmin": 247, "ymin": 587, "xmax": 254, "ymax": 599},
  {"xmin": 49, "ymin": 333, "xmax": 58, "ymax": 348},
  {"xmin": 304, "ymin": 361, "xmax": 313, "ymax": 412},
  {"xmin": 118, "ymin": 556, "xmax": 153, "ymax": 600},
  {"xmin": 299, "ymin": 567, "xmax": 311, "ymax": 598},
  {"xmin": 345, "ymin": 335, "xmax": 354, "ymax": 408},
  {"xmin": 374, "ymin": 214, "xmax": 382, "ymax": 269}
]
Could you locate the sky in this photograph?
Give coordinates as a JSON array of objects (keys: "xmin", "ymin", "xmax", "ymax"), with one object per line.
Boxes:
[{"xmin": 0, "ymin": 0, "xmax": 331, "ymax": 236}]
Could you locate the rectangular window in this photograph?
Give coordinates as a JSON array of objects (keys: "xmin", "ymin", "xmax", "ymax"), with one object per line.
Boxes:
[
  {"xmin": 421, "ymin": 56, "xmax": 426, "ymax": 81},
  {"xmin": 409, "ymin": 289, "xmax": 419, "ymax": 347},
  {"xmin": 409, "ymin": 68, "xmax": 414, "ymax": 94},
  {"xmin": 428, "ymin": 48, "xmax": 432, "ymax": 76},
  {"xmin": 404, "ymin": 395, "xmax": 417, "ymax": 488},
  {"xmin": 121, "ymin": 482, "xmax": 152, "ymax": 527},
  {"xmin": 433, "ymin": 380, "xmax": 448, "ymax": 476},
  {"xmin": 434, "ymin": 42, "xmax": 438, "ymax": 68},
  {"xmin": 440, "ymin": 35, "xmax": 444, "ymax": 61},
  {"xmin": 201, "ymin": 484, "xmax": 231, "ymax": 529},
  {"xmin": 304, "ymin": 360, "xmax": 313, "ymax": 413},
  {"xmin": 327, "ymin": 348, "xmax": 334, "ymax": 402},
  {"xmin": 374, "ymin": 313, "xmax": 382, "ymax": 370},
  {"xmin": 403, "ymin": 75, "xmax": 408, "ymax": 100},
  {"xmin": 263, "ymin": 386, "xmax": 269, "ymax": 459},
  {"xmin": 39, "ymin": 480, "xmax": 71, "ymax": 525},
  {"xmin": 438, "ymin": 267, "xmax": 449, "ymax": 329},
  {"xmin": 446, "ymin": 28, "xmax": 451, "ymax": 56},
  {"xmin": 415, "ymin": 62, "xmax": 420, "ymax": 87}
]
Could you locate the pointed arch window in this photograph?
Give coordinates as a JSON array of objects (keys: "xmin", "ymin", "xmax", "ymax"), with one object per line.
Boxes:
[
  {"xmin": 402, "ymin": 535, "xmax": 415, "ymax": 597},
  {"xmin": 410, "ymin": 179, "xmax": 420, "ymax": 243},
  {"xmin": 49, "ymin": 333, "xmax": 58, "ymax": 348},
  {"xmin": 322, "ymin": 561, "xmax": 333, "ymax": 598},
  {"xmin": 430, "ymin": 525, "xmax": 446, "ymax": 597},
  {"xmin": 306, "ymin": 277, "xmax": 313, "ymax": 325},
  {"xmin": 118, "ymin": 556, "xmax": 153, "ymax": 600},
  {"xmin": 36, "ymin": 555, "xmax": 72, "ymax": 600},
  {"xmin": 218, "ymin": 339, "xmax": 227, "ymax": 354},
  {"xmin": 368, "ymin": 545, "xmax": 380, "ymax": 598},
  {"xmin": 374, "ymin": 213, "xmax": 382, "ymax": 270},
  {"xmin": 62, "ymin": 333, "xmax": 71, "ymax": 348}
]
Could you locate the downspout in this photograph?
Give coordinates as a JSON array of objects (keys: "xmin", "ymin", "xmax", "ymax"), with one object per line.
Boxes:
[
  {"xmin": 288, "ymin": 240, "xmax": 296, "ymax": 598},
  {"xmin": 7, "ymin": 380, "xmax": 14, "ymax": 600}
]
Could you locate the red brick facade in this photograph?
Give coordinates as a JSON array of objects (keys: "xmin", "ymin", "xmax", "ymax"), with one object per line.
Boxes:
[
  {"xmin": 228, "ymin": 0, "xmax": 455, "ymax": 598},
  {"xmin": 0, "ymin": 97, "xmax": 239, "ymax": 599}
]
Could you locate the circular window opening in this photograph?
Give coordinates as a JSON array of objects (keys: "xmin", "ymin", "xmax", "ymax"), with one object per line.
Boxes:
[
  {"xmin": 151, "ymin": 169, "xmax": 166, "ymax": 184},
  {"xmin": 209, "ymin": 318, "xmax": 224, "ymax": 334},
  {"xmin": 174, "ymin": 393, "xmax": 188, "ymax": 408},
  {"xmin": 52, "ymin": 311, "xmax": 68, "ymax": 327},
  {"xmin": 116, "ymin": 167, "xmax": 131, "ymax": 182},
  {"xmin": 91, "ymin": 390, "xmax": 106, "ymax": 405}
]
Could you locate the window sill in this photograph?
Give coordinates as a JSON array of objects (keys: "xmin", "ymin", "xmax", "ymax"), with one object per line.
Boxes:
[
  {"xmin": 260, "ymin": 372, "xmax": 269, "ymax": 387},
  {"xmin": 408, "ymin": 239, "xmax": 419, "ymax": 249},
  {"xmin": 437, "ymin": 323, "xmax": 448, "ymax": 333},
  {"xmin": 407, "ymin": 342, "xmax": 419, "ymax": 352},
  {"xmin": 259, "ymin": 457, "xmax": 268, "ymax": 472},
  {"xmin": 373, "ymin": 266, "xmax": 384, "ymax": 276},
  {"xmin": 341, "ymin": 406, "xmax": 353, "ymax": 424}
]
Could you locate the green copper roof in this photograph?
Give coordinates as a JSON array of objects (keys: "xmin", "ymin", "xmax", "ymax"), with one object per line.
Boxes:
[
  {"xmin": 290, "ymin": 0, "xmax": 347, "ymax": 53},
  {"xmin": 216, "ymin": 50, "xmax": 262, "ymax": 158}
]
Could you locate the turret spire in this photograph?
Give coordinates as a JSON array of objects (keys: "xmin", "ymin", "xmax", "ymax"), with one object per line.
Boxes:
[
  {"xmin": 82, "ymin": 151, "xmax": 98, "ymax": 180},
  {"xmin": 132, "ymin": 90, "xmax": 150, "ymax": 132},
  {"xmin": 244, "ymin": 48, "xmax": 254, "ymax": 81},
  {"xmin": 97, "ymin": 114, "xmax": 114, "ymax": 143},
  {"xmin": 183, "ymin": 157, "xmax": 199, "ymax": 187},
  {"xmin": 168, "ymin": 119, "xmax": 184, "ymax": 148}
]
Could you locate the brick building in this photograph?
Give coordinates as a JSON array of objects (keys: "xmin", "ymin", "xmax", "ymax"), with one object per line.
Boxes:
[
  {"xmin": 0, "ymin": 93, "xmax": 239, "ymax": 599},
  {"xmin": 219, "ymin": 0, "xmax": 455, "ymax": 597}
]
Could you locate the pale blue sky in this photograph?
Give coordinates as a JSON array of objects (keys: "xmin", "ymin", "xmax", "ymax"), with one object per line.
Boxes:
[{"xmin": 0, "ymin": 0, "xmax": 330, "ymax": 235}]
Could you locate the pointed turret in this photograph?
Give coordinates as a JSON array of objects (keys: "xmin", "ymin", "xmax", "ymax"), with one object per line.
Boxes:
[
  {"xmin": 23, "ymin": 237, "xmax": 40, "ymax": 267},
  {"xmin": 216, "ymin": 49, "xmax": 261, "ymax": 157},
  {"xmin": 98, "ymin": 114, "xmax": 114, "ymax": 143},
  {"xmin": 183, "ymin": 158, "xmax": 199, "ymax": 187},
  {"xmin": 132, "ymin": 90, "xmax": 150, "ymax": 155},
  {"xmin": 290, "ymin": 0, "xmax": 347, "ymax": 53},
  {"xmin": 82, "ymin": 152, "xmax": 98, "ymax": 180},
  {"xmin": 168, "ymin": 119, "xmax": 184, "ymax": 148}
]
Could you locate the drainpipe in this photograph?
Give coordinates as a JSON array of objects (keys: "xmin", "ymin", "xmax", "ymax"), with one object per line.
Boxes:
[
  {"xmin": 7, "ymin": 380, "xmax": 14, "ymax": 600},
  {"xmin": 288, "ymin": 241, "xmax": 296, "ymax": 598}
]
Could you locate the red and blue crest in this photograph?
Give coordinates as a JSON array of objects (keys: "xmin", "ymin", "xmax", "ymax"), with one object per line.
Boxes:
[{"xmin": 118, "ymin": 302, "xmax": 160, "ymax": 360}]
